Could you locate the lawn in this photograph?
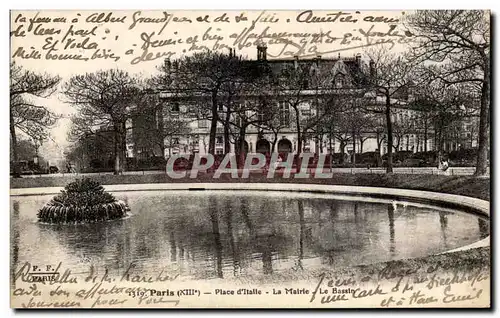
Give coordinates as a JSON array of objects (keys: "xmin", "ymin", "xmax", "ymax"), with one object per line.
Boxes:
[{"xmin": 11, "ymin": 173, "xmax": 490, "ymax": 201}]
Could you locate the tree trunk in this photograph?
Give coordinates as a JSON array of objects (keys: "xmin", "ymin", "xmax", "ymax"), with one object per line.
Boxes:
[
  {"xmin": 385, "ymin": 92, "xmax": 394, "ymax": 173},
  {"xmin": 424, "ymin": 119, "xmax": 428, "ymax": 152},
  {"xmin": 121, "ymin": 122, "xmax": 127, "ymax": 172},
  {"xmin": 169, "ymin": 137, "xmax": 172, "ymax": 157},
  {"xmin": 238, "ymin": 126, "xmax": 247, "ymax": 169},
  {"xmin": 329, "ymin": 132, "xmax": 333, "ymax": 170},
  {"xmin": 376, "ymin": 134, "xmax": 384, "ymax": 167},
  {"xmin": 208, "ymin": 91, "xmax": 218, "ymax": 155},
  {"xmin": 224, "ymin": 108, "xmax": 231, "ymax": 154},
  {"xmin": 295, "ymin": 109, "xmax": 302, "ymax": 156},
  {"xmin": 436, "ymin": 125, "xmax": 443, "ymax": 166},
  {"xmin": 113, "ymin": 123, "xmax": 121, "ymax": 175},
  {"xmin": 339, "ymin": 140, "xmax": 346, "ymax": 164},
  {"xmin": 475, "ymin": 58, "xmax": 490, "ymax": 176},
  {"xmin": 10, "ymin": 109, "xmax": 21, "ymax": 178},
  {"xmin": 352, "ymin": 130, "xmax": 356, "ymax": 165},
  {"xmin": 295, "ymin": 107, "xmax": 302, "ymax": 170},
  {"xmin": 157, "ymin": 106, "xmax": 165, "ymax": 157},
  {"xmin": 271, "ymin": 132, "xmax": 278, "ymax": 153}
]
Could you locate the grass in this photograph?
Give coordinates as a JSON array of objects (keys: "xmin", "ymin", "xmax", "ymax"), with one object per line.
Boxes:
[{"xmin": 11, "ymin": 172, "xmax": 490, "ymax": 201}]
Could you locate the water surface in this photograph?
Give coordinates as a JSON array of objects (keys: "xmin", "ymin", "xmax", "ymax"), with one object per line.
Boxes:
[{"xmin": 11, "ymin": 190, "xmax": 488, "ymax": 281}]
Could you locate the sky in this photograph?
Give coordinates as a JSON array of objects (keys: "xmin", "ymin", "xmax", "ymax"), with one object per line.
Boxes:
[{"xmin": 11, "ymin": 9, "xmax": 411, "ymax": 163}]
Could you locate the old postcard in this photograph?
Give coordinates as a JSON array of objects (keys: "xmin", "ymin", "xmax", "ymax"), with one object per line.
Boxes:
[{"xmin": 10, "ymin": 9, "xmax": 490, "ymax": 308}]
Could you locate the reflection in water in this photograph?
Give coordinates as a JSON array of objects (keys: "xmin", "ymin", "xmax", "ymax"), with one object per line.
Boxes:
[
  {"xmin": 10, "ymin": 191, "xmax": 489, "ymax": 281},
  {"xmin": 297, "ymin": 200, "xmax": 305, "ymax": 270},
  {"xmin": 387, "ymin": 204, "xmax": 395, "ymax": 255},
  {"xmin": 208, "ymin": 196, "xmax": 223, "ymax": 278},
  {"xmin": 327, "ymin": 202, "xmax": 338, "ymax": 266},
  {"xmin": 169, "ymin": 232, "xmax": 177, "ymax": 263},
  {"xmin": 439, "ymin": 211, "xmax": 449, "ymax": 248},
  {"xmin": 224, "ymin": 199, "xmax": 240, "ymax": 277},
  {"xmin": 354, "ymin": 202, "xmax": 360, "ymax": 224}
]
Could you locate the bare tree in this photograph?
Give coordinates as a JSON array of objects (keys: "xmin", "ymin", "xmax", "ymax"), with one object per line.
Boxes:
[
  {"xmin": 63, "ymin": 69, "xmax": 146, "ymax": 175},
  {"xmin": 391, "ymin": 112, "xmax": 415, "ymax": 152},
  {"xmin": 163, "ymin": 116, "xmax": 191, "ymax": 157},
  {"xmin": 257, "ymin": 101, "xmax": 291, "ymax": 153},
  {"xmin": 10, "ymin": 63, "xmax": 60, "ymax": 177},
  {"xmin": 406, "ymin": 10, "xmax": 490, "ymax": 176},
  {"xmin": 157, "ymin": 51, "xmax": 244, "ymax": 156},
  {"xmin": 411, "ymin": 81, "xmax": 474, "ymax": 163},
  {"xmin": 272, "ymin": 60, "xmax": 341, "ymax": 159},
  {"xmin": 365, "ymin": 47, "xmax": 416, "ymax": 173},
  {"xmin": 217, "ymin": 56, "xmax": 273, "ymax": 165}
]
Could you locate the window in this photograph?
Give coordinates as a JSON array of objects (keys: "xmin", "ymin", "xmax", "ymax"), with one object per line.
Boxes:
[
  {"xmin": 198, "ymin": 120, "xmax": 208, "ymax": 128},
  {"xmin": 216, "ymin": 136, "xmax": 223, "ymax": 145},
  {"xmin": 234, "ymin": 114, "xmax": 242, "ymax": 127},
  {"xmin": 302, "ymin": 104, "xmax": 311, "ymax": 117},
  {"xmin": 302, "ymin": 79, "xmax": 309, "ymax": 89},
  {"xmin": 218, "ymin": 104, "xmax": 224, "ymax": 112},
  {"xmin": 172, "ymin": 138, "xmax": 180, "ymax": 145},
  {"xmin": 279, "ymin": 101, "xmax": 290, "ymax": 126},
  {"xmin": 257, "ymin": 100, "xmax": 268, "ymax": 123},
  {"xmin": 186, "ymin": 105, "xmax": 197, "ymax": 117}
]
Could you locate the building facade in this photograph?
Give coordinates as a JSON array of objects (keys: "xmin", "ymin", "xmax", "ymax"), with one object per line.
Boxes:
[{"xmin": 125, "ymin": 47, "xmax": 479, "ymax": 163}]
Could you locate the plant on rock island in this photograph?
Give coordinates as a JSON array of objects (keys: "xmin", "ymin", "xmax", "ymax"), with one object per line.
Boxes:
[{"xmin": 37, "ymin": 178, "xmax": 129, "ymax": 224}]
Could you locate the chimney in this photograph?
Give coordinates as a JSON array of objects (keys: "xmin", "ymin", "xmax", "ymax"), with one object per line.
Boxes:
[
  {"xmin": 294, "ymin": 55, "xmax": 299, "ymax": 69},
  {"xmin": 315, "ymin": 55, "xmax": 321, "ymax": 66},
  {"xmin": 257, "ymin": 45, "xmax": 267, "ymax": 61},
  {"xmin": 355, "ymin": 53, "xmax": 362, "ymax": 67}
]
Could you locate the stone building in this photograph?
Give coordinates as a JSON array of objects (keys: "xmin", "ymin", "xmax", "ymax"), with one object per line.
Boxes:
[{"xmin": 125, "ymin": 47, "xmax": 478, "ymax": 161}]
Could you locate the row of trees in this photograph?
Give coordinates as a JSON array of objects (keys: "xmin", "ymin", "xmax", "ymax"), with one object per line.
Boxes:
[{"xmin": 10, "ymin": 10, "xmax": 490, "ymax": 176}]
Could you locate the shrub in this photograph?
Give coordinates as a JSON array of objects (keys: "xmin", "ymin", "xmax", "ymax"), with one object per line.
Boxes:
[{"xmin": 37, "ymin": 178, "xmax": 129, "ymax": 224}]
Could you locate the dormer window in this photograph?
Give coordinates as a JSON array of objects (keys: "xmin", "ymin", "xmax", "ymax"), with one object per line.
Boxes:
[{"xmin": 334, "ymin": 74, "xmax": 345, "ymax": 88}]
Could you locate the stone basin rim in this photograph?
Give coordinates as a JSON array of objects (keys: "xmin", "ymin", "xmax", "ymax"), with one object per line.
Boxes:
[{"xmin": 10, "ymin": 183, "xmax": 490, "ymax": 255}]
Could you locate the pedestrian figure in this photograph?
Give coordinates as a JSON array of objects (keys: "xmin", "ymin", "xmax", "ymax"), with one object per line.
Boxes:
[
  {"xmin": 440, "ymin": 159, "xmax": 449, "ymax": 175},
  {"xmin": 273, "ymin": 155, "xmax": 283, "ymax": 171}
]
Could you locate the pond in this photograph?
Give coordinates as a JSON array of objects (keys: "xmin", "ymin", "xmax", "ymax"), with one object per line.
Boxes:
[{"xmin": 10, "ymin": 190, "xmax": 489, "ymax": 281}]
